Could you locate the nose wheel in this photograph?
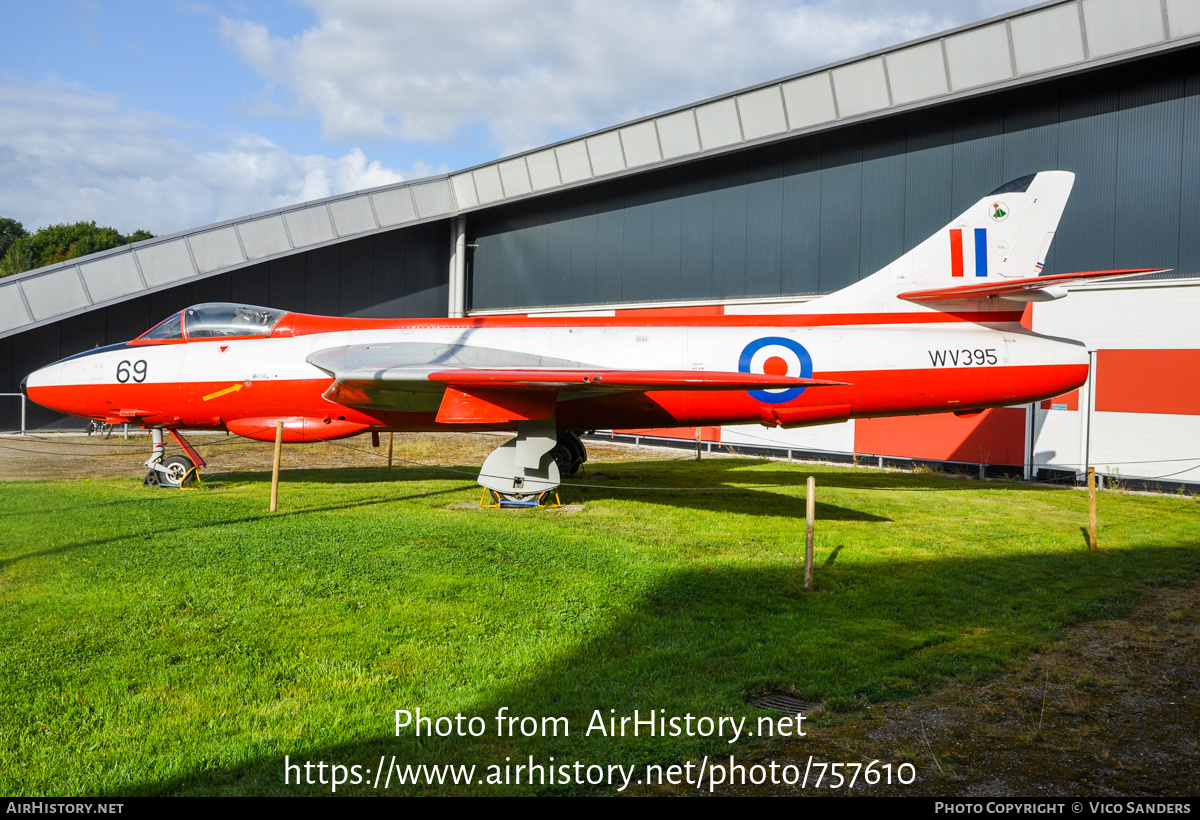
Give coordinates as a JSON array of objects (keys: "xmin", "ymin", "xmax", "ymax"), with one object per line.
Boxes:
[
  {"xmin": 142, "ymin": 428, "xmax": 202, "ymax": 488},
  {"xmin": 156, "ymin": 455, "xmax": 198, "ymax": 487}
]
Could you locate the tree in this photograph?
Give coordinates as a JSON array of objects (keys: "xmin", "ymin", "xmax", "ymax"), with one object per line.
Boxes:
[
  {"xmin": 0, "ymin": 221, "xmax": 155, "ymax": 277},
  {"xmin": 0, "ymin": 217, "xmax": 26, "ymax": 262}
]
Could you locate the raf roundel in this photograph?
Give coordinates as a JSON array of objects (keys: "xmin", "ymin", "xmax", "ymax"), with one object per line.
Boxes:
[{"xmin": 737, "ymin": 336, "xmax": 813, "ymax": 404}]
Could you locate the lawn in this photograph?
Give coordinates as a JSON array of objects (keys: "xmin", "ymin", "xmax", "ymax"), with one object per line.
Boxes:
[{"xmin": 2, "ymin": 453, "xmax": 1197, "ymax": 795}]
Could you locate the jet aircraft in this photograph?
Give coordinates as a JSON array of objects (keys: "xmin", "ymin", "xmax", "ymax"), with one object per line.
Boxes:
[{"xmin": 23, "ymin": 171, "xmax": 1156, "ymax": 501}]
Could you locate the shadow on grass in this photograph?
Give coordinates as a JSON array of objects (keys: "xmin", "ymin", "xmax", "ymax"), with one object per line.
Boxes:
[
  {"xmin": 207, "ymin": 463, "xmax": 895, "ymax": 521},
  {"xmin": 125, "ymin": 538, "xmax": 1200, "ymax": 796},
  {"xmin": 0, "ymin": 484, "xmax": 473, "ymax": 570}
]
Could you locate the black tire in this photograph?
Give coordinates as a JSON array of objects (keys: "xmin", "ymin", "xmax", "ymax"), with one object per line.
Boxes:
[
  {"xmin": 565, "ymin": 431, "xmax": 587, "ymax": 465},
  {"xmin": 159, "ymin": 455, "xmax": 197, "ymax": 488},
  {"xmin": 553, "ymin": 432, "xmax": 585, "ymax": 477},
  {"xmin": 550, "ymin": 443, "xmax": 576, "ymax": 477}
]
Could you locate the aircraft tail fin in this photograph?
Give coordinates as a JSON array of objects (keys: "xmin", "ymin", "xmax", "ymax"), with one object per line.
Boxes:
[{"xmin": 813, "ymin": 170, "xmax": 1083, "ymax": 313}]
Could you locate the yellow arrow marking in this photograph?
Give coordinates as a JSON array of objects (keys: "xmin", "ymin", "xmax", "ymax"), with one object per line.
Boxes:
[{"xmin": 202, "ymin": 383, "xmax": 244, "ymax": 402}]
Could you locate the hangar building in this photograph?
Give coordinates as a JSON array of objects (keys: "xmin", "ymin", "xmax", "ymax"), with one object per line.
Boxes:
[{"xmin": 2, "ymin": 0, "xmax": 1198, "ymax": 489}]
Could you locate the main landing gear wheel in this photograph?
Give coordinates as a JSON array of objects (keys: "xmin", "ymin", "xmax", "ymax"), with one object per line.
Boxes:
[{"xmin": 551, "ymin": 431, "xmax": 587, "ymax": 478}]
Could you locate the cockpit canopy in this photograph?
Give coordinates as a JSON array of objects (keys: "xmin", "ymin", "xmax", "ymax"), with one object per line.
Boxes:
[{"xmin": 137, "ymin": 303, "xmax": 287, "ymax": 342}]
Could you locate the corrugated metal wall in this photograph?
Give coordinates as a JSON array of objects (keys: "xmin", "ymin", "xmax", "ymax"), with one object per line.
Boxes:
[
  {"xmin": 0, "ymin": 221, "xmax": 450, "ymax": 430},
  {"xmin": 471, "ymin": 47, "xmax": 1200, "ymax": 311}
]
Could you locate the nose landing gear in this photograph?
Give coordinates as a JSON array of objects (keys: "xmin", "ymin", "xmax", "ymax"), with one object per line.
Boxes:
[{"xmin": 143, "ymin": 428, "xmax": 203, "ymax": 488}]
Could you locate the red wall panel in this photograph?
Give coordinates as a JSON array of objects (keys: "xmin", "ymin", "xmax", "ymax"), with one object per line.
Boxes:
[
  {"xmin": 1040, "ymin": 389, "xmax": 1079, "ymax": 411},
  {"xmin": 853, "ymin": 408, "xmax": 1027, "ymax": 465},
  {"xmin": 1095, "ymin": 350, "xmax": 1200, "ymax": 416}
]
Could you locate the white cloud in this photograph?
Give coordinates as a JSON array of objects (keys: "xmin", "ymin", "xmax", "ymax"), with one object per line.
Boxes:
[
  {"xmin": 0, "ymin": 79, "xmax": 411, "ymax": 234},
  {"xmin": 221, "ymin": 0, "xmax": 1026, "ymax": 156}
]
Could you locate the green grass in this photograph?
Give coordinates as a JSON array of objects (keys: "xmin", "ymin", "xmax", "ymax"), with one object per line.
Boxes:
[{"xmin": 1, "ymin": 459, "xmax": 1197, "ymax": 795}]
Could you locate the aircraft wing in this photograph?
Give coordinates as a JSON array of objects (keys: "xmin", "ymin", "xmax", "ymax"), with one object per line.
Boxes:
[
  {"xmin": 308, "ymin": 344, "xmax": 845, "ymax": 423},
  {"xmin": 899, "ymin": 268, "xmax": 1164, "ymax": 303},
  {"xmin": 425, "ymin": 368, "xmax": 843, "ymax": 391}
]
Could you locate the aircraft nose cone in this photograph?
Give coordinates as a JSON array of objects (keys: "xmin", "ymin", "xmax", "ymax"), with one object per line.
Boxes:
[{"xmin": 20, "ymin": 374, "xmax": 28, "ymax": 398}]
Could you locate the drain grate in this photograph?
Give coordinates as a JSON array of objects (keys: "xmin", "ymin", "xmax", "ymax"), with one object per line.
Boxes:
[{"xmin": 750, "ymin": 693, "xmax": 821, "ymax": 715}]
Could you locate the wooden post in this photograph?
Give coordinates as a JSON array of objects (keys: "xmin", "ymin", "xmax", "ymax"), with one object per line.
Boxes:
[
  {"xmin": 805, "ymin": 476, "xmax": 816, "ymax": 591},
  {"xmin": 696, "ymin": 428, "xmax": 702, "ymax": 461},
  {"xmin": 1087, "ymin": 466, "xmax": 1098, "ymax": 552},
  {"xmin": 387, "ymin": 432, "xmax": 394, "ymax": 469},
  {"xmin": 270, "ymin": 421, "xmax": 283, "ymax": 512}
]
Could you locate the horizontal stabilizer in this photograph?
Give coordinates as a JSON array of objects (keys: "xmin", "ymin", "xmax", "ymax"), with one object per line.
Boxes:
[
  {"xmin": 428, "ymin": 368, "xmax": 846, "ymax": 391},
  {"xmin": 899, "ymin": 269, "xmax": 1164, "ymax": 304}
]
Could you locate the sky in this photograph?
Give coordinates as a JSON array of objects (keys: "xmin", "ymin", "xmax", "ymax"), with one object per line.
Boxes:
[{"xmin": 0, "ymin": 0, "xmax": 1033, "ymax": 236}]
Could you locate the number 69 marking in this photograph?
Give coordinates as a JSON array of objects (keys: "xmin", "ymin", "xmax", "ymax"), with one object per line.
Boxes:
[{"xmin": 116, "ymin": 360, "xmax": 147, "ymax": 383}]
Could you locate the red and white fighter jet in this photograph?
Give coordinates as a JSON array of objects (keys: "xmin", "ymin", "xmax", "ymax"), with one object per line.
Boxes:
[{"xmin": 23, "ymin": 171, "xmax": 1155, "ymax": 500}]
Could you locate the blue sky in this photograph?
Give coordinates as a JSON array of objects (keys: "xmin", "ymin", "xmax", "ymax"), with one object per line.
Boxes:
[{"xmin": 0, "ymin": 0, "xmax": 1029, "ymax": 235}]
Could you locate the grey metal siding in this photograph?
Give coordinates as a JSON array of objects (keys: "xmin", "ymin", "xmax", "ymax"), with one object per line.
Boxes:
[{"xmin": 470, "ymin": 46, "xmax": 1200, "ymax": 311}]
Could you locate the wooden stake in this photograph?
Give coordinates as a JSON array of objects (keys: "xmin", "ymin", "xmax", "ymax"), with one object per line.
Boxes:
[
  {"xmin": 387, "ymin": 432, "xmax": 394, "ymax": 469},
  {"xmin": 696, "ymin": 428, "xmax": 702, "ymax": 461},
  {"xmin": 1087, "ymin": 466, "xmax": 1098, "ymax": 552},
  {"xmin": 805, "ymin": 475, "xmax": 816, "ymax": 591},
  {"xmin": 270, "ymin": 421, "xmax": 283, "ymax": 512}
]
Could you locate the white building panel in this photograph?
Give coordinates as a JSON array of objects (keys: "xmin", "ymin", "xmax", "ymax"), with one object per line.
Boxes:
[
  {"xmin": 0, "ymin": 283, "xmax": 31, "ymax": 332},
  {"xmin": 695, "ymin": 98, "xmax": 743, "ymax": 150},
  {"xmin": 449, "ymin": 174, "xmax": 479, "ymax": 210},
  {"xmin": 1089, "ymin": 411, "xmax": 1200, "ymax": 485},
  {"xmin": 189, "ymin": 227, "xmax": 245, "ymax": 273},
  {"xmin": 886, "ymin": 41, "xmax": 949, "ymax": 104},
  {"xmin": 135, "ymin": 240, "xmax": 195, "ymax": 287},
  {"xmin": 619, "ymin": 121, "xmax": 661, "ymax": 168},
  {"xmin": 370, "ymin": 188, "xmax": 417, "ymax": 226},
  {"xmin": 555, "ymin": 141, "xmax": 593, "ymax": 183},
  {"xmin": 237, "ymin": 216, "xmax": 292, "ymax": 259},
  {"xmin": 722, "ymin": 419, "xmax": 856, "ymax": 455},
  {"xmin": 1082, "ymin": 0, "xmax": 1165, "ymax": 57},
  {"xmin": 329, "ymin": 195, "xmax": 377, "ymax": 237},
  {"xmin": 656, "ymin": 110, "xmax": 701, "ymax": 159},
  {"xmin": 781, "ymin": 73, "xmax": 839, "ymax": 129},
  {"xmin": 1011, "ymin": 4, "xmax": 1086, "ymax": 75},
  {"xmin": 736, "ymin": 87, "xmax": 788, "ymax": 140},
  {"xmin": 22, "ymin": 269, "xmax": 89, "ymax": 321},
  {"xmin": 284, "ymin": 206, "xmax": 336, "ymax": 248},
  {"xmin": 472, "ymin": 165, "xmax": 505, "ymax": 204},
  {"xmin": 410, "ymin": 179, "xmax": 456, "ymax": 217},
  {"xmin": 1167, "ymin": 0, "xmax": 1200, "ymax": 37},
  {"xmin": 1033, "ymin": 280, "xmax": 1200, "ymax": 349},
  {"xmin": 498, "ymin": 158, "xmax": 533, "ymax": 197},
  {"xmin": 586, "ymin": 131, "xmax": 626, "ymax": 176},
  {"xmin": 1031, "ymin": 407, "xmax": 1083, "ymax": 473},
  {"xmin": 831, "ymin": 57, "xmax": 891, "ymax": 117},
  {"xmin": 945, "ymin": 23, "xmax": 1014, "ymax": 91},
  {"xmin": 80, "ymin": 252, "xmax": 142, "ymax": 303},
  {"xmin": 526, "ymin": 149, "xmax": 562, "ymax": 190}
]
